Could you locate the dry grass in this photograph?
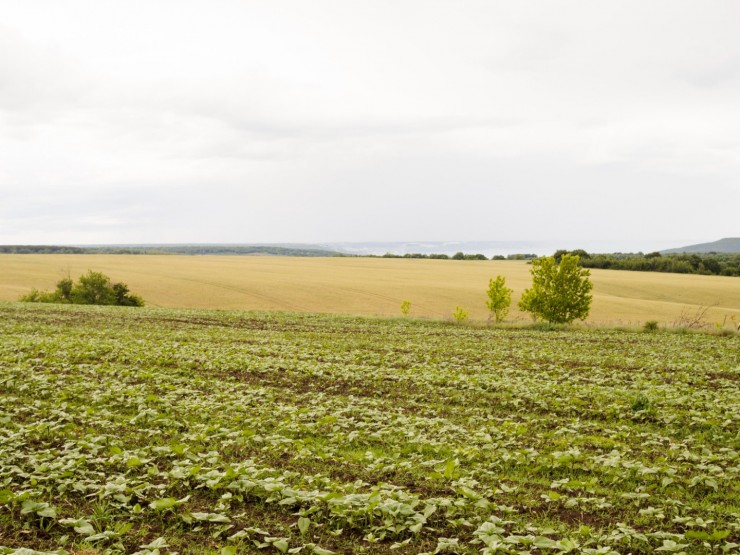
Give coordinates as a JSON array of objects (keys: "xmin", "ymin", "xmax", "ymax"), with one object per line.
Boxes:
[{"xmin": 1, "ymin": 254, "xmax": 739, "ymax": 325}]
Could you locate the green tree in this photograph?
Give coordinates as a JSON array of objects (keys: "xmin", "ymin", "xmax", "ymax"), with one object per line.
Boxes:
[
  {"xmin": 72, "ymin": 271, "xmax": 117, "ymax": 305},
  {"xmin": 55, "ymin": 276, "xmax": 73, "ymax": 302},
  {"xmin": 112, "ymin": 282, "xmax": 145, "ymax": 307},
  {"xmin": 518, "ymin": 254, "xmax": 592, "ymax": 324},
  {"xmin": 485, "ymin": 275, "xmax": 512, "ymax": 323}
]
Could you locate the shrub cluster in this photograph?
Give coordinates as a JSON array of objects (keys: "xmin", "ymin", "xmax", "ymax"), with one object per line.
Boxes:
[{"xmin": 20, "ymin": 271, "xmax": 144, "ymax": 307}]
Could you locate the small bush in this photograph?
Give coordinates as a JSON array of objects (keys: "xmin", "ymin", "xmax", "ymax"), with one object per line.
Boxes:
[
  {"xmin": 400, "ymin": 299, "xmax": 411, "ymax": 316},
  {"xmin": 452, "ymin": 306, "xmax": 468, "ymax": 322},
  {"xmin": 19, "ymin": 289, "xmax": 60, "ymax": 303},
  {"xmin": 643, "ymin": 320, "xmax": 659, "ymax": 332}
]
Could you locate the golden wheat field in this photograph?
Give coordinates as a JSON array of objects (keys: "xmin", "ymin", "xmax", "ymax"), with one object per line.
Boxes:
[{"xmin": 1, "ymin": 254, "xmax": 739, "ymax": 325}]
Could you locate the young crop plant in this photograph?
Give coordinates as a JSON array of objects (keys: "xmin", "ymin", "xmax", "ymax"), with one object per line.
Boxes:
[
  {"xmin": 630, "ymin": 393, "xmax": 652, "ymax": 413},
  {"xmin": 452, "ymin": 305, "xmax": 468, "ymax": 322},
  {"xmin": 400, "ymin": 299, "xmax": 412, "ymax": 316},
  {"xmin": 518, "ymin": 254, "xmax": 593, "ymax": 324},
  {"xmin": 485, "ymin": 275, "xmax": 513, "ymax": 323}
]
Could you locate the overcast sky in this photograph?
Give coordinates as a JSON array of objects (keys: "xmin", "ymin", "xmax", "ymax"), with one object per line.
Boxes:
[{"xmin": 1, "ymin": 1, "xmax": 738, "ymax": 249}]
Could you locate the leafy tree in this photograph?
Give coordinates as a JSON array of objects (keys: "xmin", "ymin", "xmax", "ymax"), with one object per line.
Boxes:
[
  {"xmin": 56, "ymin": 277, "xmax": 73, "ymax": 302},
  {"xmin": 72, "ymin": 271, "xmax": 117, "ymax": 305},
  {"xmin": 485, "ymin": 275, "xmax": 512, "ymax": 323},
  {"xmin": 518, "ymin": 254, "xmax": 592, "ymax": 324},
  {"xmin": 112, "ymin": 282, "xmax": 145, "ymax": 307}
]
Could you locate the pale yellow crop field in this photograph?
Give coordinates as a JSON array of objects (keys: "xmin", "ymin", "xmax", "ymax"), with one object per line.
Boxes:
[{"xmin": 1, "ymin": 254, "xmax": 739, "ymax": 325}]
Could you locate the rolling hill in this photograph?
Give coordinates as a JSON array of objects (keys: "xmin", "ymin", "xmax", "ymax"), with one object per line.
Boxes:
[{"xmin": 662, "ymin": 237, "xmax": 740, "ymax": 254}]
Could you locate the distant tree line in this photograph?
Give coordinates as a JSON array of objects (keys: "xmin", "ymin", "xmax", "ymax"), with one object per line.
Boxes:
[
  {"xmin": 0, "ymin": 245, "xmax": 88, "ymax": 254},
  {"xmin": 377, "ymin": 252, "xmax": 538, "ymax": 261},
  {"xmin": 553, "ymin": 250, "xmax": 740, "ymax": 277}
]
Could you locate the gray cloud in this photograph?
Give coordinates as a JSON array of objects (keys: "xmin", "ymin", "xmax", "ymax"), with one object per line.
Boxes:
[{"xmin": 1, "ymin": 1, "xmax": 738, "ymax": 247}]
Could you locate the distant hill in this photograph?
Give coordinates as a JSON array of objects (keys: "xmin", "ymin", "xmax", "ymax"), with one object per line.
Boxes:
[
  {"xmin": 662, "ymin": 238, "xmax": 740, "ymax": 254},
  {"xmin": 0, "ymin": 244, "xmax": 341, "ymax": 257}
]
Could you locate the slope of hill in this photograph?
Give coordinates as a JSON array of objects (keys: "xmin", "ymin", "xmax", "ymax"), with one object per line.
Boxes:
[
  {"xmin": 0, "ymin": 244, "xmax": 341, "ymax": 256},
  {"xmin": 662, "ymin": 237, "xmax": 740, "ymax": 254}
]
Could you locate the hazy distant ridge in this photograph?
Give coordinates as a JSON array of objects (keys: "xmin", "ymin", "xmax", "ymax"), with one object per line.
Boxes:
[
  {"xmin": 662, "ymin": 238, "xmax": 740, "ymax": 254},
  {"xmin": 0, "ymin": 244, "xmax": 341, "ymax": 257}
]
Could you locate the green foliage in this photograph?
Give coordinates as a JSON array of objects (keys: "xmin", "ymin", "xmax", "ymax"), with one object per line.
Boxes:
[
  {"xmin": 485, "ymin": 275, "xmax": 513, "ymax": 323},
  {"xmin": 56, "ymin": 277, "xmax": 73, "ymax": 301},
  {"xmin": 445, "ymin": 252, "xmax": 487, "ymax": 260},
  {"xmin": 19, "ymin": 271, "xmax": 144, "ymax": 307},
  {"xmin": 452, "ymin": 305, "xmax": 468, "ymax": 322},
  {"xmin": 643, "ymin": 320, "xmax": 659, "ymax": 332},
  {"xmin": 518, "ymin": 254, "xmax": 593, "ymax": 324},
  {"xmin": 380, "ymin": 252, "xmax": 489, "ymax": 260},
  {"xmin": 400, "ymin": 299, "xmax": 411, "ymax": 316},
  {"xmin": 111, "ymin": 282, "xmax": 145, "ymax": 307},
  {"xmin": 553, "ymin": 249, "xmax": 590, "ymax": 263},
  {"xmin": 18, "ymin": 289, "xmax": 60, "ymax": 303},
  {"xmin": 630, "ymin": 393, "xmax": 652, "ymax": 413},
  {"xmin": 575, "ymin": 251, "xmax": 740, "ymax": 277},
  {"xmin": 72, "ymin": 271, "xmax": 117, "ymax": 304}
]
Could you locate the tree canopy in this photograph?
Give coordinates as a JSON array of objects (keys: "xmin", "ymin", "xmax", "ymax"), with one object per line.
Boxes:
[{"xmin": 518, "ymin": 254, "xmax": 592, "ymax": 324}]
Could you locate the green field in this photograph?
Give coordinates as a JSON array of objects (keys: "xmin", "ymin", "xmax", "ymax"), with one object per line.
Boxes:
[{"xmin": 1, "ymin": 303, "xmax": 738, "ymax": 554}]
